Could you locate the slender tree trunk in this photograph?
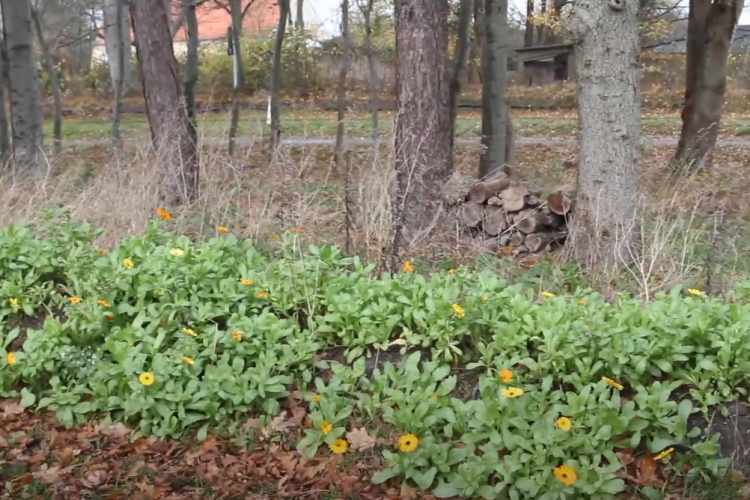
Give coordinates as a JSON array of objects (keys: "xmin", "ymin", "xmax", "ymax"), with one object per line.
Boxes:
[
  {"xmin": 361, "ymin": 0, "xmax": 379, "ymax": 145},
  {"xmin": 111, "ymin": 0, "xmax": 125, "ymax": 152},
  {"xmin": 450, "ymin": 0, "xmax": 473, "ymax": 153},
  {"xmin": 269, "ymin": 0, "xmax": 290, "ymax": 154},
  {"xmin": 565, "ymin": 0, "xmax": 641, "ymax": 272},
  {"xmin": 31, "ymin": 8, "xmax": 62, "ymax": 157},
  {"xmin": 478, "ymin": 0, "xmax": 508, "ymax": 178},
  {"xmin": 335, "ymin": 0, "xmax": 350, "ymax": 172},
  {"xmin": 537, "ymin": 0, "xmax": 546, "ymax": 45},
  {"xmin": 296, "ymin": 0, "xmax": 304, "ymax": 30},
  {"xmin": 0, "ymin": 37, "xmax": 12, "ymax": 166},
  {"xmin": 228, "ymin": 0, "xmax": 245, "ymax": 158},
  {"xmin": 130, "ymin": 0, "xmax": 199, "ymax": 206},
  {"xmin": 524, "ymin": 0, "xmax": 534, "ymax": 46},
  {"xmin": 468, "ymin": 0, "xmax": 484, "ymax": 84},
  {"xmin": 183, "ymin": 0, "xmax": 199, "ymax": 157},
  {"xmin": 104, "ymin": 0, "xmax": 132, "ymax": 94},
  {"xmin": 673, "ymin": 0, "xmax": 741, "ymax": 173},
  {"xmin": 1, "ymin": 0, "xmax": 42, "ymax": 176},
  {"xmin": 392, "ymin": 0, "xmax": 452, "ymax": 256}
]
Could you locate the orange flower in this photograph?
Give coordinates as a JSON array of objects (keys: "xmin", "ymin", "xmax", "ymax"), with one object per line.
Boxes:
[
  {"xmin": 256, "ymin": 291, "xmax": 267, "ymax": 299},
  {"xmin": 218, "ymin": 226, "xmax": 229, "ymax": 233},
  {"xmin": 402, "ymin": 261, "xmax": 414, "ymax": 272},
  {"xmin": 291, "ymin": 228, "xmax": 306, "ymax": 233},
  {"xmin": 97, "ymin": 300, "xmax": 111, "ymax": 307},
  {"xmin": 499, "ymin": 369, "xmax": 513, "ymax": 383},
  {"xmin": 232, "ymin": 330, "xmax": 243, "ymax": 341},
  {"xmin": 156, "ymin": 208, "xmax": 171, "ymax": 220},
  {"xmin": 98, "ymin": 248, "xmax": 106, "ymax": 255},
  {"xmin": 104, "ymin": 313, "xmax": 114, "ymax": 320},
  {"xmin": 69, "ymin": 296, "xmax": 81, "ymax": 304}
]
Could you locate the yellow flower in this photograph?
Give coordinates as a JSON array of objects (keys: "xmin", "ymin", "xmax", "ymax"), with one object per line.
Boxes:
[
  {"xmin": 139, "ymin": 372, "xmax": 155, "ymax": 386},
  {"xmin": 97, "ymin": 300, "xmax": 111, "ymax": 307},
  {"xmin": 687, "ymin": 288, "xmax": 704, "ymax": 297},
  {"xmin": 329, "ymin": 439, "xmax": 348, "ymax": 454},
  {"xmin": 542, "ymin": 291, "xmax": 556, "ymax": 298},
  {"xmin": 9, "ymin": 298, "xmax": 19, "ymax": 308},
  {"xmin": 311, "ymin": 395, "xmax": 321, "ymax": 403},
  {"xmin": 183, "ymin": 328, "xmax": 197, "ymax": 337},
  {"xmin": 269, "ymin": 233, "xmax": 280, "ymax": 241},
  {"xmin": 556, "ymin": 417, "xmax": 572, "ymax": 431},
  {"xmin": 69, "ymin": 296, "xmax": 81, "ymax": 304},
  {"xmin": 232, "ymin": 330, "xmax": 243, "ymax": 341},
  {"xmin": 578, "ymin": 299, "xmax": 586, "ymax": 306},
  {"xmin": 98, "ymin": 248, "xmax": 106, "ymax": 255},
  {"xmin": 402, "ymin": 261, "xmax": 414, "ymax": 272},
  {"xmin": 398, "ymin": 433, "xmax": 419, "ymax": 453},
  {"xmin": 448, "ymin": 268, "xmax": 456, "ymax": 274},
  {"xmin": 256, "ymin": 291, "xmax": 267, "ymax": 299},
  {"xmin": 182, "ymin": 356, "xmax": 195, "ymax": 366},
  {"xmin": 654, "ymin": 447, "xmax": 674, "ymax": 461},
  {"xmin": 240, "ymin": 278, "xmax": 253, "ymax": 286},
  {"xmin": 123, "ymin": 258, "xmax": 134, "ymax": 269},
  {"xmin": 321, "ymin": 421, "xmax": 333, "ymax": 435},
  {"xmin": 499, "ymin": 369, "xmax": 514, "ymax": 383},
  {"xmin": 6, "ymin": 352, "xmax": 16, "ymax": 365},
  {"xmin": 218, "ymin": 226, "xmax": 229, "ymax": 233},
  {"xmin": 501, "ymin": 387, "xmax": 524, "ymax": 398},
  {"xmin": 156, "ymin": 208, "xmax": 171, "ymax": 220},
  {"xmin": 169, "ymin": 248, "xmax": 185, "ymax": 256},
  {"xmin": 291, "ymin": 228, "xmax": 306, "ymax": 233},
  {"xmin": 553, "ymin": 465, "xmax": 577, "ymax": 486},
  {"xmin": 481, "ymin": 296, "xmax": 489, "ymax": 302},
  {"xmin": 602, "ymin": 377, "xmax": 624, "ymax": 391},
  {"xmin": 451, "ymin": 304, "xmax": 465, "ymax": 319}
]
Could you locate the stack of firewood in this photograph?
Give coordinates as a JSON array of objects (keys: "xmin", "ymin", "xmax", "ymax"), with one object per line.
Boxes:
[{"xmin": 441, "ymin": 162, "xmax": 577, "ymax": 255}]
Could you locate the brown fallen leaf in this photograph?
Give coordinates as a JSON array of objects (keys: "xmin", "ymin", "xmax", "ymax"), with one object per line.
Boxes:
[
  {"xmin": 262, "ymin": 411, "xmax": 297, "ymax": 438},
  {"xmin": 346, "ymin": 427, "xmax": 376, "ymax": 452},
  {"xmin": 1, "ymin": 400, "xmax": 24, "ymax": 418},
  {"xmin": 81, "ymin": 470, "xmax": 108, "ymax": 488}
]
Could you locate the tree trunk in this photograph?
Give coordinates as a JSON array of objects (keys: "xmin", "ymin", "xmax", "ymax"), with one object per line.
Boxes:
[
  {"xmin": 392, "ymin": 0, "xmax": 452, "ymax": 254},
  {"xmin": 183, "ymin": 0, "xmax": 199, "ymax": 160},
  {"xmin": 335, "ymin": 0, "xmax": 350, "ymax": 173},
  {"xmin": 673, "ymin": 0, "xmax": 741, "ymax": 173},
  {"xmin": 104, "ymin": 0, "xmax": 132, "ymax": 95},
  {"xmin": 450, "ymin": 0, "xmax": 473, "ymax": 151},
  {"xmin": 111, "ymin": 0, "xmax": 126, "ymax": 151},
  {"xmin": 467, "ymin": 0, "xmax": 484, "ymax": 84},
  {"xmin": 296, "ymin": 0, "xmax": 304, "ymax": 30},
  {"xmin": 537, "ymin": 0, "xmax": 546, "ymax": 45},
  {"xmin": 361, "ymin": 0, "xmax": 379, "ymax": 144},
  {"xmin": 269, "ymin": 0, "xmax": 290, "ymax": 154},
  {"xmin": 0, "ymin": 37, "xmax": 12, "ymax": 165},
  {"xmin": 565, "ymin": 0, "xmax": 641, "ymax": 272},
  {"xmin": 524, "ymin": 0, "xmax": 534, "ymax": 47},
  {"xmin": 130, "ymin": 0, "xmax": 199, "ymax": 206},
  {"xmin": 478, "ymin": 0, "xmax": 508, "ymax": 178},
  {"xmin": 1, "ymin": 0, "xmax": 42, "ymax": 176},
  {"xmin": 228, "ymin": 0, "xmax": 245, "ymax": 158},
  {"xmin": 30, "ymin": 8, "xmax": 62, "ymax": 157}
]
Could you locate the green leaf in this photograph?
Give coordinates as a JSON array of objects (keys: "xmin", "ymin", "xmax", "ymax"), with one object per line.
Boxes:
[
  {"xmin": 371, "ymin": 467, "xmax": 399, "ymax": 484},
  {"xmin": 20, "ymin": 388, "xmax": 36, "ymax": 408},
  {"xmin": 433, "ymin": 482, "xmax": 461, "ymax": 498},
  {"xmin": 599, "ymin": 478, "xmax": 626, "ymax": 494},
  {"xmin": 412, "ymin": 467, "xmax": 437, "ymax": 490},
  {"xmin": 647, "ymin": 437, "xmax": 680, "ymax": 453},
  {"xmin": 677, "ymin": 399, "xmax": 693, "ymax": 423}
]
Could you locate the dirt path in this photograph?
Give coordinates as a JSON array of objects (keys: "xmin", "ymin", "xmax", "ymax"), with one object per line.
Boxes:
[{"xmin": 60, "ymin": 136, "xmax": 750, "ymax": 148}]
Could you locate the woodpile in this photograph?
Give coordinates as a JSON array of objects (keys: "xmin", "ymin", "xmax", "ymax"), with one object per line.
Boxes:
[{"xmin": 441, "ymin": 162, "xmax": 577, "ymax": 255}]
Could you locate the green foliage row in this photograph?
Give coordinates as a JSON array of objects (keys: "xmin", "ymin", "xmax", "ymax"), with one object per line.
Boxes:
[{"xmin": 0, "ymin": 211, "xmax": 747, "ymax": 498}]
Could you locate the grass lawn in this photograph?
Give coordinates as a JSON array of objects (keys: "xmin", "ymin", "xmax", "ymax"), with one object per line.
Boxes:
[
  {"xmin": 43, "ymin": 110, "xmax": 750, "ymax": 142},
  {"xmin": 2, "ymin": 142, "xmax": 750, "ymax": 499}
]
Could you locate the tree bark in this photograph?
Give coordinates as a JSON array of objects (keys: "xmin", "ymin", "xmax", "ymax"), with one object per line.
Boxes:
[
  {"xmin": 104, "ymin": 0, "xmax": 133, "ymax": 95},
  {"xmin": 478, "ymin": 0, "xmax": 509, "ymax": 178},
  {"xmin": 360, "ymin": 0, "xmax": 379, "ymax": 144},
  {"xmin": 183, "ymin": 0, "xmax": 199, "ymax": 160},
  {"xmin": 392, "ymin": 0, "xmax": 452, "ymax": 253},
  {"xmin": 269, "ymin": 0, "xmax": 290, "ymax": 153},
  {"xmin": 673, "ymin": 0, "xmax": 741, "ymax": 173},
  {"xmin": 130, "ymin": 0, "xmax": 199, "ymax": 206},
  {"xmin": 536, "ymin": 0, "xmax": 546, "ymax": 45},
  {"xmin": 565, "ymin": 0, "xmax": 641, "ymax": 272},
  {"xmin": 524, "ymin": 0, "xmax": 534, "ymax": 47},
  {"xmin": 467, "ymin": 0, "xmax": 484, "ymax": 84},
  {"xmin": 296, "ymin": 0, "xmax": 304, "ymax": 30},
  {"xmin": 0, "ymin": 37, "xmax": 12, "ymax": 166},
  {"xmin": 228, "ymin": 0, "xmax": 245, "ymax": 158},
  {"xmin": 30, "ymin": 8, "xmax": 62, "ymax": 157},
  {"xmin": 450, "ymin": 0, "xmax": 473, "ymax": 152},
  {"xmin": 111, "ymin": 0, "xmax": 126, "ymax": 152},
  {"xmin": 1, "ymin": 0, "xmax": 43, "ymax": 176},
  {"xmin": 335, "ymin": 0, "xmax": 350, "ymax": 173}
]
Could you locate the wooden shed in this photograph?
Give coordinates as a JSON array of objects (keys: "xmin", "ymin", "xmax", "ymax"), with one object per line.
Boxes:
[{"xmin": 515, "ymin": 43, "xmax": 575, "ymax": 86}]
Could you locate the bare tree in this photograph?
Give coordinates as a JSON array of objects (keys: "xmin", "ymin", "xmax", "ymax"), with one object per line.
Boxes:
[
  {"xmin": 0, "ymin": 36, "xmax": 11, "ymax": 164},
  {"xmin": 524, "ymin": 0, "xmax": 534, "ymax": 46},
  {"xmin": 357, "ymin": 0, "xmax": 378, "ymax": 144},
  {"xmin": 110, "ymin": 0, "xmax": 125, "ymax": 151},
  {"xmin": 31, "ymin": 7, "xmax": 62, "ymax": 157},
  {"xmin": 334, "ymin": 0, "xmax": 349, "ymax": 172},
  {"xmin": 269, "ymin": 0, "xmax": 290, "ymax": 153},
  {"xmin": 391, "ymin": 0, "xmax": 452, "ymax": 258},
  {"xmin": 467, "ymin": 0, "xmax": 484, "ymax": 83},
  {"xmin": 130, "ymin": 0, "xmax": 199, "ymax": 205},
  {"xmin": 1, "ymin": 0, "xmax": 43, "ymax": 175},
  {"xmin": 564, "ymin": 0, "xmax": 641, "ymax": 272},
  {"xmin": 673, "ymin": 0, "xmax": 742, "ymax": 172},
  {"xmin": 478, "ymin": 0, "xmax": 509, "ymax": 178},
  {"xmin": 296, "ymin": 0, "xmax": 304, "ymax": 30},
  {"xmin": 450, "ymin": 0, "xmax": 472, "ymax": 153},
  {"xmin": 183, "ymin": 0, "xmax": 200, "ymax": 157},
  {"xmin": 228, "ymin": 0, "xmax": 244, "ymax": 157},
  {"xmin": 104, "ymin": 0, "xmax": 133, "ymax": 94}
]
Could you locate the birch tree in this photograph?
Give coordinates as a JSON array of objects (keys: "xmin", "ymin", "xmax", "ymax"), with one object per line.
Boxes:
[
  {"xmin": 564, "ymin": 0, "xmax": 641, "ymax": 272},
  {"xmin": 104, "ymin": 0, "xmax": 133, "ymax": 94}
]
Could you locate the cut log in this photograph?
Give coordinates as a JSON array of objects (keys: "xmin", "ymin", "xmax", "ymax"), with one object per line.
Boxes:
[
  {"xmin": 513, "ymin": 209, "xmax": 542, "ymax": 235},
  {"xmin": 487, "ymin": 196, "xmax": 503, "ymax": 206},
  {"xmin": 509, "ymin": 231, "xmax": 525, "ymax": 247},
  {"xmin": 498, "ymin": 234, "xmax": 511, "ymax": 247},
  {"xmin": 468, "ymin": 174, "xmax": 511, "ymax": 204},
  {"xmin": 536, "ymin": 205, "xmax": 564, "ymax": 227},
  {"xmin": 524, "ymin": 232, "xmax": 554, "ymax": 253},
  {"xmin": 441, "ymin": 174, "xmax": 475, "ymax": 204},
  {"xmin": 524, "ymin": 194, "xmax": 542, "ymax": 207},
  {"xmin": 547, "ymin": 185, "xmax": 575, "ymax": 216},
  {"xmin": 500, "ymin": 184, "xmax": 528, "ymax": 212},
  {"xmin": 460, "ymin": 202, "xmax": 484, "ymax": 228},
  {"xmin": 484, "ymin": 206, "xmax": 508, "ymax": 236}
]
